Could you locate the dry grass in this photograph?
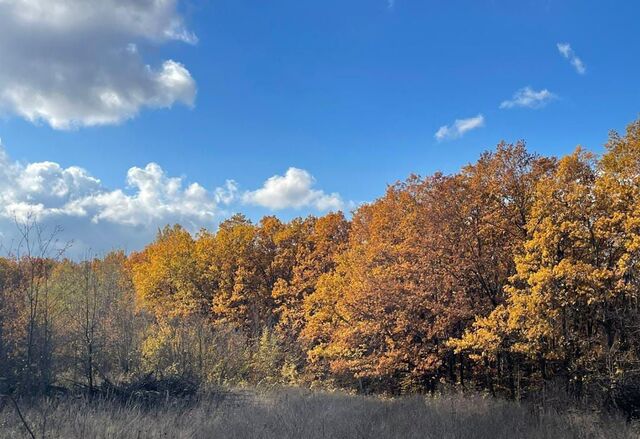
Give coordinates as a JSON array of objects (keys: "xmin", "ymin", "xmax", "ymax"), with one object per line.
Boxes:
[{"xmin": 1, "ymin": 389, "xmax": 637, "ymax": 439}]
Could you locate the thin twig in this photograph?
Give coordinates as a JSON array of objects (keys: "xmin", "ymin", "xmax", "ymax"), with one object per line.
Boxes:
[{"xmin": 8, "ymin": 395, "xmax": 37, "ymax": 439}]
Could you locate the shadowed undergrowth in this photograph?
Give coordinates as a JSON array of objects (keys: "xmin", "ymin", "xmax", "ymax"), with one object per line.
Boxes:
[{"xmin": 1, "ymin": 389, "xmax": 637, "ymax": 439}]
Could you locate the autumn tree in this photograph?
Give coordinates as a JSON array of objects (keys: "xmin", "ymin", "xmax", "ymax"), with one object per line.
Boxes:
[
  {"xmin": 52, "ymin": 251, "xmax": 140, "ymax": 391},
  {"xmin": 0, "ymin": 257, "xmax": 25, "ymax": 392},
  {"xmin": 51, "ymin": 259, "xmax": 101, "ymax": 391},
  {"xmin": 196, "ymin": 214, "xmax": 275, "ymax": 336},
  {"xmin": 129, "ymin": 225, "xmax": 209, "ymax": 378},
  {"xmin": 302, "ymin": 143, "xmax": 554, "ymax": 393},
  {"xmin": 443, "ymin": 142, "xmax": 555, "ymax": 393},
  {"xmin": 97, "ymin": 251, "xmax": 140, "ymax": 377},
  {"xmin": 308, "ymin": 177, "xmax": 469, "ymax": 391},
  {"xmin": 456, "ymin": 123, "xmax": 640, "ymax": 406},
  {"xmin": 10, "ymin": 218, "xmax": 69, "ymax": 393},
  {"xmin": 273, "ymin": 213, "xmax": 349, "ymax": 372},
  {"xmin": 2, "ymin": 118, "xmax": 638, "ymax": 406},
  {"xmin": 130, "ymin": 225, "xmax": 204, "ymax": 318}
]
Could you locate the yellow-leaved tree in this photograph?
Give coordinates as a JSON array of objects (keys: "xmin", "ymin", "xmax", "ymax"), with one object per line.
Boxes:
[
  {"xmin": 455, "ymin": 121, "xmax": 640, "ymax": 404},
  {"xmin": 129, "ymin": 225, "xmax": 209, "ymax": 378}
]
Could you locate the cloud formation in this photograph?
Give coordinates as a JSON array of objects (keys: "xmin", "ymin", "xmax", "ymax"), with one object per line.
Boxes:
[
  {"xmin": 500, "ymin": 87, "xmax": 557, "ymax": 109},
  {"xmin": 557, "ymin": 43, "xmax": 586, "ymax": 75},
  {"xmin": 0, "ymin": 145, "xmax": 346, "ymax": 255},
  {"xmin": 0, "ymin": 157, "xmax": 217, "ymax": 229},
  {"xmin": 243, "ymin": 168, "xmax": 343, "ymax": 211},
  {"xmin": 0, "ymin": 0, "xmax": 196, "ymax": 129},
  {"xmin": 0, "ymin": 144, "xmax": 220, "ymax": 254},
  {"xmin": 434, "ymin": 114, "xmax": 485, "ymax": 141}
]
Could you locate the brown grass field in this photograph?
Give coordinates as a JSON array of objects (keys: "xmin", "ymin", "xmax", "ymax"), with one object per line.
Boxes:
[{"xmin": 1, "ymin": 388, "xmax": 638, "ymax": 439}]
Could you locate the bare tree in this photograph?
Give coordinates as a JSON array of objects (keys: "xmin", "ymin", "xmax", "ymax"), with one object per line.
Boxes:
[{"xmin": 9, "ymin": 214, "xmax": 70, "ymax": 393}]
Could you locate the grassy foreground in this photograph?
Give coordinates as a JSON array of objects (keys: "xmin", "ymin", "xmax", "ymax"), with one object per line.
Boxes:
[{"xmin": 1, "ymin": 389, "xmax": 637, "ymax": 439}]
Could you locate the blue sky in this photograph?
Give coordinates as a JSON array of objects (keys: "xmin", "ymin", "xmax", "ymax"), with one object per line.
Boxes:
[{"xmin": 0, "ymin": 0, "xmax": 638, "ymax": 255}]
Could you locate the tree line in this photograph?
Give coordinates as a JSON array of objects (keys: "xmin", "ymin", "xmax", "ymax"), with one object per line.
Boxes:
[{"xmin": 1, "ymin": 119, "xmax": 640, "ymax": 414}]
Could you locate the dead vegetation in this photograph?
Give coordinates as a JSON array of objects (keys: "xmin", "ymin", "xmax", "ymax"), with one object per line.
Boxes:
[{"xmin": 1, "ymin": 388, "xmax": 637, "ymax": 439}]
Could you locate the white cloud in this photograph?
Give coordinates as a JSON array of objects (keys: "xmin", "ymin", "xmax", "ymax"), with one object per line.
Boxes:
[
  {"xmin": 75, "ymin": 163, "xmax": 218, "ymax": 227},
  {"xmin": 0, "ymin": 144, "xmax": 347, "ymax": 255},
  {"xmin": 0, "ymin": 143, "xmax": 222, "ymax": 255},
  {"xmin": 0, "ymin": 157, "xmax": 217, "ymax": 228},
  {"xmin": 500, "ymin": 87, "xmax": 557, "ymax": 109},
  {"xmin": 215, "ymin": 180, "xmax": 239, "ymax": 205},
  {"xmin": 0, "ymin": 0, "xmax": 196, "ymax": 129},
  {"xmin": 434, "ymin": 114, "xmax": 485, "ymax": 141},
  {"xmin": 243, "ymin": 168, "xmax": 343, "ymax": 211},
  {"xmin": 557, "ymin": 42, "xmax": 586, "ymax": 75}
]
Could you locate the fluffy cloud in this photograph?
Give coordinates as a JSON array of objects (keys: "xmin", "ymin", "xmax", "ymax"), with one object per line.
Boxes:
[
  {"xmin": 0, "ymin": 0, "xmax": 196, "ymax": 129},
  {"xmin": 72, "ymin": 163, "xmax": 218, "ymax": 228},
  {"xmin": 0, "ymin": 146, "xmax": 347, "ymax": 255},
  {"xmin": 500, "ymin": 87, "xmax": 557, "ymax": 109},
  {"xmin": 0, "ymin": 144, "xmax": 221, "ymax": 255},
  {"xmin": 434, "ymin": 114, "xmax": 485, "ymax": 141},
  {"xmin": 243, "ymin": 168, "xmax": 343, "ymax": 211},
  {"xmin": 557, "ymin": 43, "xmax": 586, "ymax": 75},
  {"xmin": 0, "ymin": 158, "xmax": 217, "ymax": 228}
]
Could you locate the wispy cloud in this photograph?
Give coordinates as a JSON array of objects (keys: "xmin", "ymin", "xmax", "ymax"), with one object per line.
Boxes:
[
  {"xmin": 387, "ymin": 0, "xmax": 395, "ymax": 9},
  {"xmin": 435, "ymin": 114, "xmax": 485, "ymax": 142},
  {"xmin": 557, "ymin": 42, "xmax": 586, "ymax": 74},
  {"xmin": 500, "ymin": 87, "xmax": 557, "ymax": 109}
]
